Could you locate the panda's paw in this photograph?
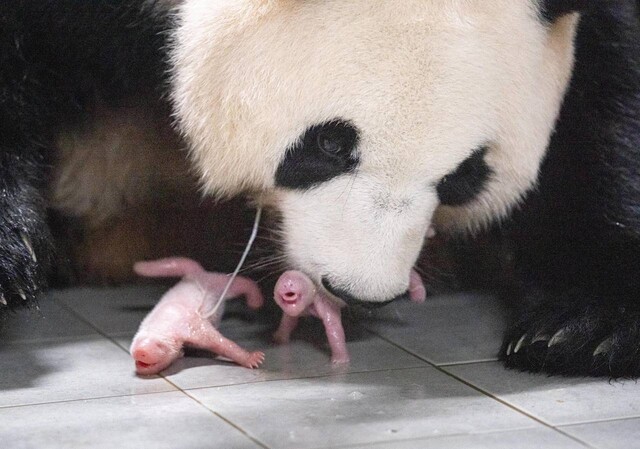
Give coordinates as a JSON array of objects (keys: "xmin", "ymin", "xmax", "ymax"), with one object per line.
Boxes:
[
  {"xmin": 0, "ymin": 217, "xmax": 53, "ymax": 312},
  {"xmin": 501, "ymin": 291, "xmax": 640, "ymax": 378}
]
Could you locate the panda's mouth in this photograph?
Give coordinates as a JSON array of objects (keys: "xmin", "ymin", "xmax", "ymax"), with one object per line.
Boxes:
[{"xmin": 320, "ymin": 277, "xmax": 397, "ymax": 309}]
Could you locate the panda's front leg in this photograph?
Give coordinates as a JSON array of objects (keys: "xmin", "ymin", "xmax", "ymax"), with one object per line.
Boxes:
[
  {"xmin": 501, "ymin": 289, "xmax": 640, "ymax": 378},
  {"xmin": 0, "ymin": 147, "xmax": 54, "ymax": 310}
]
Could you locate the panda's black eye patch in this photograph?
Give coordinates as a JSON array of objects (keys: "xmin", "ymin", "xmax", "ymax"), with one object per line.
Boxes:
[
  {"xmin": 436, "ymin": 146, "xmax": 493, "ymax": 206},
  {"xmin": 276, "ymin": 120, "xmax": 360, "ymax": 190}
]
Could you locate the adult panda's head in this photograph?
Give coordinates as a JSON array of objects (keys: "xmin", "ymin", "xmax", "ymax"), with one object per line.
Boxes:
[{"xmin": 171, "ymin": 0, "xmax": 584, "ymax": 306}]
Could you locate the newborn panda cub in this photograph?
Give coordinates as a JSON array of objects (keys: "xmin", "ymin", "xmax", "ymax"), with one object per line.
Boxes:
[
  {"xmin": 130, "ymin": 258, "xmax": 265, "ymax": 375},
  {"xmin": 273, "ymin": 270, "xmax": 427, "ymax": 364}
]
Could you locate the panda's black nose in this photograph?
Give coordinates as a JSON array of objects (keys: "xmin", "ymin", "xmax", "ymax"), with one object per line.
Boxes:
[{"xmin": 321, "ymin": 277, "xmax": 410, "ymax": 309}]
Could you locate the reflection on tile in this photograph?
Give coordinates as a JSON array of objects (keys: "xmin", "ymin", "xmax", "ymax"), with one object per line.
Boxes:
[
  {"xmin": 0, "ymin": 392, "xmax": 262, "ymax": 449},
  {"xmin": 447, "ymin": 362, "xmax": 640, "ymax": 425},
  {"xmin": 363, "ymin": 294, "xmax": 505, "ymax": 365},
  {"xmin": 343, "ymin": 428, "xmax": 585, "ymax": 449},
  {"xmin": 0, "ymin": 296, "xmax": 97, "ymax": 343},
  {"xmin": 162, "ymin": 322, "xmax": 426, "ymax": 389},
  {"xmin": 563, "ymin": 418, "xmax": 640, "ymax": 449},
  {"xmin": 113, "ymin": 318, "xmax": 426, "ymax": 389},
  {"xmin": 191, "ymin": 367, "xmax": 538, "ymax": 449},
  {"xmin": 0, "ymin": 338, "xmax": 175, "ymax": 407},
  {"xmin": 3, "ymin": 285, "xmax": 631, "ymax": 449}
]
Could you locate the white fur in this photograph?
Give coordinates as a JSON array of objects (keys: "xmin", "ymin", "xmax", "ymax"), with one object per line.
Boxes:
[{"xmin": 171, "ymin": 0, "xmax": 579, "ymax": 302}]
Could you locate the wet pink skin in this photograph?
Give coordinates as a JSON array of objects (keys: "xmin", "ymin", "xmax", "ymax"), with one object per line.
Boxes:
[
  {"xmin": 130, "ymin": 257, "xmax": 265, "ymax": 375},
  {"xmin": 409, "ymin": 269, "xmax": 427, "ymax": 304},
  {"xmin": 273, "ymin": 270, "xmax": 426, "ymax": 365}
]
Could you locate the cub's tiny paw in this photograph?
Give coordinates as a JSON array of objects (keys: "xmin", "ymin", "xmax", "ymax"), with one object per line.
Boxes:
[
  {"xmin": 244, "ymin": 351, "xmax": 266, "ymax": 369},
  {"xmin": 331, "ymin": 355, "xmax": 351, "ymax": 365}
]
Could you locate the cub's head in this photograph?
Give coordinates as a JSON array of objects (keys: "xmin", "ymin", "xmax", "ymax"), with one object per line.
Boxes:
[{"xmin": 171, "ymin": 0, "xmax": 584, "ymax": 305}]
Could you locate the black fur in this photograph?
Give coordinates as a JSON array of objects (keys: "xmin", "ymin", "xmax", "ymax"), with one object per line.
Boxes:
[
  {"xmin": 321, "ymin": 277, "xmax": 409, "ymax": 309},
  {"xmin": 275, "ymin": 121, "xmax": 360, "ymax": 190},
  {"xmin": 0, "ymin": 1, "xmax": 170, "ymax": 312},
  {"xmin": 501, "ymin": 0, "xmax": 640, "ymax": 377},
  {"xmin": 540, "ymin": 0, "xmax": 592, "ymax": 22},
  {"xmin": 436, "ymin": 146, "xmax": 492, "ymax": 206}
]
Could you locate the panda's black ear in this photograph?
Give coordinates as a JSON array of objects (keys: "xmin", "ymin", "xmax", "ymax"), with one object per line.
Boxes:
[{"xmin": 541, "ymin": 0, "xmax": 590, "ymax": 22}]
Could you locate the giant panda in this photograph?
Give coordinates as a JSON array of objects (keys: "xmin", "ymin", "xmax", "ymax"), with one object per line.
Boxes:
[
  {"xmin": 171, "ymin": 0, "xmax": 640, "ymax": 377},
  {"xmin": 1, "ymin": 0, "xmax": 639, "ymax": 377}
]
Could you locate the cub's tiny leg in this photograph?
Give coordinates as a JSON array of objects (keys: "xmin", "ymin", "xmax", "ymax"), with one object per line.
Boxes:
[
  {"xmin": 191, "ymin": 322, "xmax": 265, "ymax": 369},
  {"xmin": 315, "ymin": 301, "xmax": 349, "ymax": 364},
  {"xmin": 273, "ymin": 315, "xmax": 300, "ymax": 344}
]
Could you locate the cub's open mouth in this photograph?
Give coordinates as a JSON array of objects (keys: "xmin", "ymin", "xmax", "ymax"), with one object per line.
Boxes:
[
  {"xmin": 281, "ymin": 292, "xmax": 298, "ymax": 305},
  {"xmin": 135, "ymin": 361, "xmax": 154, "ymax": 369}
]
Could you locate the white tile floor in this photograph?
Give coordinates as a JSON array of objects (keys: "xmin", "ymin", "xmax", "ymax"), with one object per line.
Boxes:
[{"xmin": 1, "ymin": 286, "xmax": 639, "ymax": 449}]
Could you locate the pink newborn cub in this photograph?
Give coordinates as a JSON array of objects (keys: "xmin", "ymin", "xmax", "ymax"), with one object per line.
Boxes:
[
  {"xmin": 130, "ymin": 257, "xmax": 265, "ymax": 375},
  {"xmin": 273, "ymin": 270, "xmax": 426, "ymax": 365}
]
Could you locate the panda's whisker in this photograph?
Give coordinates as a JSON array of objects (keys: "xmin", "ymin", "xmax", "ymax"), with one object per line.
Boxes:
[
  {"xmin": 339, "ymin": 169, "xmax": 360, "ymax": 217},
  {"xmin": 336, "ymin": 168, "xmax": 356, "ymax": 201},
  {"xmin": 222, "ymin": 246, "xmax": 272, "ymax": 257},
  {"xmin": 241, "ymin": 254, "xmax": 288, "ymax": 269},
  {"xmin": 239, "ymin": 255, "xmax": 288, "ymax": 274},
  {"xmin": 264, "ymin": 229, "xmax": 286, "ymax": 240},
  {"xmin": 255, "ymin": 235, "xmax": 284, "ymax": 245},
  {"xmin": 254, "ymin": 267, "xmax": 290, "ymax": 285}
]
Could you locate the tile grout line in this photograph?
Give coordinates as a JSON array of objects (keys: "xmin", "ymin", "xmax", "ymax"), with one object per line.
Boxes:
[
  {"xmin": 52, "ymin": 298, "xmax": 430, "ymax": 392},
  {"xmin": 0, "ymin": 390, "xmax": 183, "ymax": 411},
  {"xmin": 52, "ymin": 298, "xmax": 433, "ymax": 390},
  {"xmin": 49, "ymin": 297, "xmax": 601, "ymax": 449},
  {"xmin": 360, "ymin": 328, "xmax": 436, "ymax": 365},
  {"xmin": 438, "ymin": 358, "xmax": 501, "ymax": 367},
  {"xmin": 173, "ymin": 386, "xmax": 272, "ymax": 449},
  {"xmin": 181, "ymin": 365, "xmax": 434, "ymax": 393},
  {"xmin": 307, "ymin": 426, "xmax": 585, "ymax": 449},
  {"xmin": 367, "ymin": 329, "xmax": 597, "ymax": 449},
  {"xmin": 53, "ymin": 297, "xmax": 271, "ymax": 449},
  {"xmin": 439, "ymin": 370, "xmax": 596, "ymax": 449},
  {"xmin": 52, "ymin": 297, "xmax": 185, "ymax": 391},
  {"xmin": 3, "ymin": 333, "xmax": 110, "ymax": 347},
  {"xmin": 156, "ymin": 371, "xmax": 272, "ymax": 448},
  {"xmin": 558, "ymin": 414, "xmax": 640, "ymax": 428},
  {"xmin": 53, "ymin": 297, "xmax": 144, "ymax": 356}
]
